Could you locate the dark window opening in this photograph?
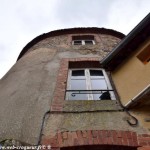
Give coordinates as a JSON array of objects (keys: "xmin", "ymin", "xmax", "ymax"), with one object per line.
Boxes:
[
  {"xmin": 73, "ymin": 40, "xmax": 82, "ymax": 45},
  {"xmin": 72, "ymin": 70, "xmax": 85, "ymax": 76},
  {"xmin": 90, "ymin": 70, "xmax": 103, "ymax": 76},
  {"xmin": 84, "ymin": 40, "xmax": 94, "ymax": 45}
]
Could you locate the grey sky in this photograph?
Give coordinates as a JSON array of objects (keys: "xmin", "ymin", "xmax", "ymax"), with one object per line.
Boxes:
[{"xmin": 0, "ymin": 0, "xmax": 149, "ymax": 78}]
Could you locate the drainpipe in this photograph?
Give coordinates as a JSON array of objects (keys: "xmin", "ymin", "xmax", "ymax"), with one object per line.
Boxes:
[
  {"xmin": 37, "ymin": 110, "xmax": 50, "ymax": 146},
  {"xmin": 125, "ymin": 84, "xmax": 150, "ymax": 109}
]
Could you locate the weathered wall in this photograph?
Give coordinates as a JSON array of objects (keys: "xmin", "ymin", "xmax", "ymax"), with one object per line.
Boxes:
[
  {"xmin": 0, "ymin": 48, "xmax": 57, "ymax": 144},
  {"xmin": 0, "ymin": 33, "xmax": 121, "ymax": 144},
  {"xmin": 0, "ymin": 31, "xmax": 148, "ymax": 144},
  {"xmin": 25, "ymin": 34, "xmax": 120, "ymax": 59}
]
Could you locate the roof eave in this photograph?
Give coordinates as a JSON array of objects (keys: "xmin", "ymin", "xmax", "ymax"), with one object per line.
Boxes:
[{"xmin": 101, "ymin": 13, "xmax": 150, "ymax": 70}]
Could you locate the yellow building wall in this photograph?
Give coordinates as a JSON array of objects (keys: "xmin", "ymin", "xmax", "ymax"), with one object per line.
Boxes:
[{"xmin": 112, "ymin": 39, "xmax": 150, "ymax": 106}]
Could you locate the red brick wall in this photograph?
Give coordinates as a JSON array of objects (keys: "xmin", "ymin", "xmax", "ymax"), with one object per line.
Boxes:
[
  {"xmin": 42, "ymin": 130, "xmax": 150, "ymax": 150},
  {"xmin": 138, "ymin": 134, "xmax": 150, "ymax": 147}
]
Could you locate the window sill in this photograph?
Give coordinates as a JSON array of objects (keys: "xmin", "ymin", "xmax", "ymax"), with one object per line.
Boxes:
[{"xmin": 63, "ymin": 100, "xmax": 123, "ymax": 112}]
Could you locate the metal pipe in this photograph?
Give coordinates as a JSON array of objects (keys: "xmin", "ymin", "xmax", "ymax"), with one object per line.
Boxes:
[
  {"xmin": 125, "ymin": 84, "xmax": 150, "ymax": 108},
  {"xmin": 37, "ymin": 110, "xmax": 50, "ymax": 146}
]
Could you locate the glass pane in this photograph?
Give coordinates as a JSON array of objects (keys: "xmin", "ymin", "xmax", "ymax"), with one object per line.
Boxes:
[
  {"xmin": 91, "ymin": 79, "xmax": 107, "ymax": 89},
  {"xmin": 72, "ymin": 70, "xmax": 84, "ymax": 76},
  {"xmin": 71, "ymin": 79, "xmax": 86, "ymax": 90},
  {"xmin": 91, "ymin": 79, "xmax": 108, "ymax": 100},
  {"xmin": 68, "ymin": 92, "xmax": 88, "ymax": 100},
  {"xmin": 90, "ymin": 70, "xmax": 103, "ymax": 76},
  {"xmin": 85, "ymin": 40, "xmax": 93, "ymax": 45},
  {"xmin": 73, "ymin": 40, "xmax": 82, "ymax": 45},
  {"xmin": 69, "ymin": 79, "xmax": 88, "ymax": 100}
]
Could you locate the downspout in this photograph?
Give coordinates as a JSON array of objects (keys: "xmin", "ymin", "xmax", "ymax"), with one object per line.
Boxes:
[
  {"xmin": 119, "ymin": 101, "xmax": 138, "ymax": 127},
  {"xmin": 108, "ymin": 72, "xmax": 138, "ymax": 127},
  {"xmin": 37, "ymin": 110, "xmax": 50, "ymax": 146}
]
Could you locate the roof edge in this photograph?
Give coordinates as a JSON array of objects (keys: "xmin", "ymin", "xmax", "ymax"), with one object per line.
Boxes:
[{"xmin": 101, "ymin": 13, "xmax": 150, "ymax": 68}]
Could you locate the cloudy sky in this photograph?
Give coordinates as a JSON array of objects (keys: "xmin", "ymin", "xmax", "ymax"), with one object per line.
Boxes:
[{"xmin": 0, "ymin": 0, "xmax": 149, "ymax": 78}]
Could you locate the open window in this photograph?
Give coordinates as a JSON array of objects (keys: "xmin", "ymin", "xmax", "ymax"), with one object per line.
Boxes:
[
  {"xmin": 72, "ymin": 35, "xmax": 95, "ymax": 45},
  {"xmin": 66, "ymin": 68, "xmax": 116, "ymax": 100}
]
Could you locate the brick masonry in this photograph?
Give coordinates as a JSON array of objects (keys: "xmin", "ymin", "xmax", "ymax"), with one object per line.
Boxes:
[
  {"xmin": 51, "ymin": 58, "xmax": 100, "ymax": 111},
  {"xmin": 42, "ymin": 130, "xmax": 150, "ymax": 150}
]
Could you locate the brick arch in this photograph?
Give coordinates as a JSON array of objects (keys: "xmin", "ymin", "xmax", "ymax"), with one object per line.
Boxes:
[{"xmin": 41, "ymin": 130, "xmax": 150, "ymax": 150}]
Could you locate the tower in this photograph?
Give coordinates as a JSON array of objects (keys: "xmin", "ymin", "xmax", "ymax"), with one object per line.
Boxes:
[{"xmin": 0, "ymin": 25, "xmax": 150, "ymax": 149}]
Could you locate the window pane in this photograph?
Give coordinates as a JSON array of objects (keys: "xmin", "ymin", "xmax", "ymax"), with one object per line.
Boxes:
[
  {"xmin": 72, "ymin": 70, "xmax": 84, "ymax": 76},
  {"xmin": 71, "ymin": 79, "xmax": 86, "ymax": 90},
  {"xmin": 68, "ymin": 92, "xmax": 88, "ymax": 100},
  {"xmin": 69, "ymin": 79, "xmax": 87, "ymax": 100},
  {"xmin": 90, "ymin": 70, "xmax": 103, "ymax": 76},
  {"xmin": 85, "ymin": 40, "xmax": 93, "ymax": 45},
  {"xmin": 73, "ymin": 40, "xmax": 82, "ymax": 45},
  {"xmin": 91, "ymin": 79, "xmax": 107, "ymax": 89},
  {"xmin": 91, "ymin": 79, "xmax": 108, "ymax": 100}
]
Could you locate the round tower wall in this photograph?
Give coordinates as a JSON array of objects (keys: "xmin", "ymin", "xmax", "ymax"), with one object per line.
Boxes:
[{"xmin": 0, "ymin": 32, "xmax": 123, "ymax": 144}]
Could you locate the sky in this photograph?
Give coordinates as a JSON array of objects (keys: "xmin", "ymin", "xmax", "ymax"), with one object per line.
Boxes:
[{"xmin": 0, "ymin": 0, "xmax": 149, "ymax": 79}]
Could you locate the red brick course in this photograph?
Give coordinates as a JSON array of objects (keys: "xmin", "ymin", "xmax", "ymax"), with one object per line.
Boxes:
[
  {"xmin": 42, "ymin": 130, "xmax": 150, "ymax": 149},
  {"xmin": 138, "ymin": 146, "xmax": 150, "ymax": 150}
]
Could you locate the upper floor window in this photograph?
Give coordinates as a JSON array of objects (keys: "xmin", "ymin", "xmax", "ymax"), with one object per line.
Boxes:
[
  {"xmin": 66, "ymin": 68, "xmax": 116, "ymax": 100},
  {"xmin": 72, "ymin": 35, "xmax": 95, "ymax": 45}
]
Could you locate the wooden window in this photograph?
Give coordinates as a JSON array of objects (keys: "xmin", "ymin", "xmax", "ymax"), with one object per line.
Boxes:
[{"xmin": 66, "ymin": 68, "xmax": 116, "ymax": 100}]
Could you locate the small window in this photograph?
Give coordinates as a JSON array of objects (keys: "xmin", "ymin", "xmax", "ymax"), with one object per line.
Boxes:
[
  {"xmin": 72, "ymin": 35, "xmax": 95, "ymax": 45},
  {"xmin": 66, "ymin": 68, "xmax": 116, "ymax": 100},
  {"xmin": 137, "ymin": 44, "xmax": 150, "ymax": 64}
]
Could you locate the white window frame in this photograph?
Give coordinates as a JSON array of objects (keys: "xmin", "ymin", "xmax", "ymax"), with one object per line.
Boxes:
[
  {"xmin": 66, "ymin": 68, "xmax": 116, "ymax": 100},
  {"xmin": 72, "ymin": 40, "xmax": 95, "ymax": 45}
]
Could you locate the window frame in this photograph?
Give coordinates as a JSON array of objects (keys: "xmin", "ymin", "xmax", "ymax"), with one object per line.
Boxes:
[
  {"xmin": 72, "ymin": 40, "xmax": 95, "ymax": 45},
  {"xmin": 66, "ymin": 68, "xmax": 116, "ymax": 100}
]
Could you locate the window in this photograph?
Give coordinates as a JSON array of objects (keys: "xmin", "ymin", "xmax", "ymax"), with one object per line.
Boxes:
[
  {"xmin": 66, "ymin": 69, "xmax": 116, "ymax": 100},
  {"xmin": 137, "ymin": 44, "xmax": 150, "ymax": 64},
  {"xmin": 73, "ymin": 40, "xmax": 95, "ymax": 45},
  {"xmin": 72, "ymin": 35, "xmax": 95, "ymax": 45}
]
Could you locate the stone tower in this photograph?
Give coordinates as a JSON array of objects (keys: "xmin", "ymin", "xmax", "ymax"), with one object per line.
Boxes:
[{"xmin": 0, "ymin": 28, "xmax": 147, "ymax": 149}]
